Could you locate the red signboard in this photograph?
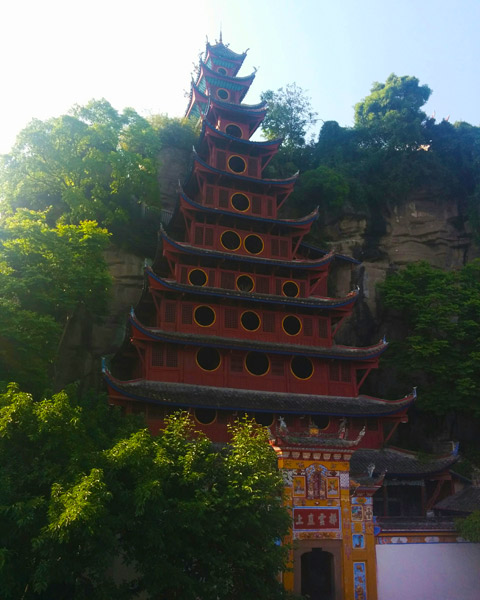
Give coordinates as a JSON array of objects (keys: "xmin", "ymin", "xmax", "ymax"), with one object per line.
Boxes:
[{"xmin": 293, "ymin": 507, "xmax": 341, "ymax": 530}]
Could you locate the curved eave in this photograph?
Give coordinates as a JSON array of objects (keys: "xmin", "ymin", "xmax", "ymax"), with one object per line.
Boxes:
[
  {"xmin": 206, "ymin": 42, "xmax": 247, "ymax": 64},
  {"xmin": 160, "ymin": 228, "xmax": 334, "ymax": 270},
  {"xmin": 185, "ymin": 83, "xmax": 209, "ymax": 119},
  {"xmin": 199, "ymin": 60, "xmax": 255, "ymax": 86},
  {"xmin": 207, "ymin": 96, "xmax": 268, "ymax": 113},
  {"xmin": 200, "ymin": 119, "xmax": 282, "ymax": 151},
  {"xmin": 190, "ymin": 152, "xmax": 298, "ymax": 187},
  {"xmin": 301, "ymin": 242, "xmax": 361, "ymax": 266},
  {"xmin": 129, "ymin": 313, "xmax": 388, "ymax": 360},
  {"xmin": 104, "ymin": 372, "xmax": 415, "ymax": 417},
  {"xmin": 146, "ymin": 268, "xmax": 359, "ymax": 311},
  {"xmin": 179, "ymin": 190, "xmax": 318, "ymax": 228},
  {"xmin": 351, "ymin": 448, "xmax": 459, "ymax": 478}
]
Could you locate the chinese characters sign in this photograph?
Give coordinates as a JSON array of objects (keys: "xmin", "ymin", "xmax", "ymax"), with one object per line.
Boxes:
[{"xmin": 293, "ymin": 507, "xmax": 341, "ymax": 531}]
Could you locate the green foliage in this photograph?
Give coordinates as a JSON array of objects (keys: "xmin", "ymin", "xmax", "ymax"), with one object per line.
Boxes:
[
  {"xmin": 0, "ymin": 211, "xmax": 111, "ymax": 395},
  {"xmin": 0, "ymin": 388, "xmax": 290, "ymax": 599},
  {"xmin": 354, "ymin": 74, "xmax": 432, "ymax": 150},
  {"xmin": 456, "ymin": 511, "xmax": 480, "ymax": 542},
  {"xmin": 0, "ymin": 99, "xmax": 161, "ymax": 228},
  {"xmin": 379, "ymin": 260, "xmax": 480, "ymax": 415},
  {"xmin": 261, "ymin": 84, "xmax": 317, "ymax": 152}
]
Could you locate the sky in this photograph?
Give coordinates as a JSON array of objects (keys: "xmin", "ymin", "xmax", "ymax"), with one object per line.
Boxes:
[{"xmin": 1, "ymin": 0, "xmax": 479, "ymax": 154}]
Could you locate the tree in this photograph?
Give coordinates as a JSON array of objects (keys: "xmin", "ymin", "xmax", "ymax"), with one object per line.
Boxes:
[
  {"xmin": 261, "ymin": 83, "xmax": 317, "ymax": 152},
  {"xmin": 0, "ymin": 99, "xmax": 161, "ymax": 228},
  {"xmin": 379, "ymin": 260, "xmax": 480, "ymax": 415},
  {"xmin": 354, "ymin": 74, "xmax": 432, "ymax": 151},
  {"xmin": 456, "ymin": 511, "xmax": 480, "ymax": 542},
  {"xmin": 0, "ymin": 210, "xmax": 111, "ymax": 394},
  {"xmin": 0, "ymin": 386, "xmax": 291, "ymax": 599}
]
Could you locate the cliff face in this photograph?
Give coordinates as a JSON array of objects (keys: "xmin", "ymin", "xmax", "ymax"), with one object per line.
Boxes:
[{"xmin": 322, "ymin": 189, "xmax": 480, "ymax": 323}]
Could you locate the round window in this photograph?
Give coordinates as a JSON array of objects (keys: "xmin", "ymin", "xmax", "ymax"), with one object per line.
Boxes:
[
  {"xmin": 220, "ymin": 230, "xmax": 241, "ymax": 251},
  {"xmin": 217, "ymin": 67, "xmax": 227, "ymax": 75},
  {"xmin": 241, "ymin": 311, "xmax": 260, "ymax": 331},
  {"xmin": 311, "ymin": 415, "xmax": 330, "ymax": 430},
  {"xmin": 226, "ymin": 124, "xmax": 242, "ymax": 138},
  {"xmin": 231, "ymin": 193, "xmax": 250, "ymax": 212},
  {"xmin": 194, "ymin": 305, "xmax": 215, "ymax": 327},
  {"xmin": 282, "ymin": 281, "xmax": 300, "ymax": 298},
  {"xmin": 194, "ymin": 408, "xmax": 217, "ymax": 424},
  {"xmin": 283, "ymin": 315, "xmax": 302, "ymax": 336},
  {"xmin": 196, "ymin": 347, "xmax": 221, "ymax": 371},
  {"xmin": 291, "ymin": 356, "xmax": 314, "ymax": 380},
  {"xmin": 188, "ymin": 269, "xmax": 207, "ymax": 286},
  {"xmin": 217, "ymin": 88, "xmax": 229, "ymax": 100},
  {"xmin": 245, "ymin": 352, "xmax": 270, "ymax": 376},
  {"xmin": 228, "ymin": 155, "xmax": 246, "ymax": 173},
  {"xmin": 244, "ymin": 234, "xmax": 263, "ymax": 255},
  {"xmin": 236, "ymin": 274, "xmax": 254, "ymax": 292}
]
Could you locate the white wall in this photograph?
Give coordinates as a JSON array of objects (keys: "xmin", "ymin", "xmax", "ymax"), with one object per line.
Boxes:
[{"xmin": 376, "ymin": 543, "xmax": 480, "ymax": 600}]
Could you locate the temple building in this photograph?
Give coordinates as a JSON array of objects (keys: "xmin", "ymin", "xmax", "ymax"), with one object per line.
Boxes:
[{"xmin": 105, "ymin": 39, "xmax": 463, "ymax": 600}]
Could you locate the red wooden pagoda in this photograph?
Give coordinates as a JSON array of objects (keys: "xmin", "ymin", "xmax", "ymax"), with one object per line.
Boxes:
[{"xmin": 105, "ymin": 39, "xmax": 429, "ymax": 600}]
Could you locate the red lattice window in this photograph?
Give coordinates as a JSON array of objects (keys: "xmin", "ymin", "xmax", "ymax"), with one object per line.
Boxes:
[
  {"xmin": 205, "ymin": 186, "xmax": 214, "ymax": 205},
  {"xmin": 263, "ymin": 313, "xmax": 275, "ymax": 333},
  {"xmin": 165, "ymin": 347, "xmax": 178, "ymax": 368},
  {"xmin": 221, "ymin": 271, "xmax": 235, "ymax": 290},
  {"xmin": 230, "ymin": 353, "xmax": 244, "ymax": 373},
  {"xmin": 319, "ymin": 318, "xmax": 328, "ymax": 339},
  {"xmin": 271, "ymin": 239, "xmax": 279, "ymax": 256},
  {"xmin": 224, "ymin": 308, "xmax": 238, "ymax": 328},
  {"xmin": 251, "ymin": 196, "xmax": 261, "ymax": 214},
  {"xmin": 182, "ymin": 305, "xmax": 193, "ymax": 325},
  {"xmin": 247, "ymin": 159, "xmax": 258, "ymax": 177},
  {"xmin": 303, "ymin": 317, "xmax": 313, "ymax": 336},
  {"xmin": 204, "ymin": 228, "xmax": 214, "ymax": 247},
  {"xmin": 341, "ymin": 363, "xmax": 351, "ymax": 382},
  {"xmin": 194, "ymin": 226, "xmax": 203, "ymax": 245},
  {"xmin": 266, "ymin": 198, "xmax": 274, "ymax": 217},
  {"xmin": 179, "ymin": 267, "xmax": 188, "ymax": 284},
  {"xmin": 256, "ymin": 277, "xmax": 270, "ymax": 294},
  {"xmin": 279, "ymin": 240, "xmax": 289, "ymax": 258},
  {"xmin": 271, "ymin": 357, "xmax": 284, "ymax": 376},
  {"xmin": 164, "ymin": 302, "xmax": 176, "ymax": 323},
  {"xmin": 151, "ymin": 346, "xmax": 164, "ymax": 367},
  {"xmin": 219, "ymin": 189, "xmax": 229, "ymax": 208},
  {"xmin": 329, "ymin": 363, "xmax": 340, "ymax": 381},
  {"xmin": 217, "ymin": 151, "xmax": 226, "ymax": 171}
]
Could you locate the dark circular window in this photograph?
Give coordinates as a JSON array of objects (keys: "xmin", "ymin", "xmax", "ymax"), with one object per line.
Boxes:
[
  {"xmin": 245, "ymin": 352, "xmax": 269, "ymax": 376},
  {"xmin": 194, "ymin": 305, "xmax": 215, "ymax": 327},
  {"xmin": 231, "ymin": 193, "xmax": 250, "ymax": 212},
  {"xmin": 226, "ymin": 124, "xmax": 242, "ymax": 138},
  {"xmin": 196, "ymin": 347, "xmax": 221, "ymax": 371},
  {"xmin": 312, "ymin": 415, "xmax": 330, "ymax": 430},
  {"xmin": 244, "ymin": 234, "xmax": 263, "ymax": 255},
  {"xmin": 188, "ymin": 269, "xmax": 207, "ymax": 286},
  {"xmin": 283, "ymin": 315, "xmax": 302, "ymax": 336},
  {"xmin": 217, "ymin": 67, "xmax": 227, "ymax": 75},
  {"xmin": 194, "ymin": 408, "xmax": 217, "ymax": 424},
  {"xmin": 220, "ymin": 230, "xmax": 241, "ymax": 251},
  {"xmin": 254, "ymin": 412, "xmax": 275, "ymax": 427},
  {"xmin": 241, "ymin": 311, "xmax": 260, "ymax": 331},
  {"xmin": 217, "ymin": 88, "xmax": 229, "ymax": 100},
  {"xmin": 228, "ymin": 155, "xmax": 246, "ymax": 173},
  {"xmin": 282, "ymin": 281, "xmax": 299, "ymax": 298},
  {"xmin": 236, "ymin": 274, "xmax": 254, "ymax": 292},
  {"xmin": 291, "ymin": 356, "xmax": 314, "ymax": 380}
]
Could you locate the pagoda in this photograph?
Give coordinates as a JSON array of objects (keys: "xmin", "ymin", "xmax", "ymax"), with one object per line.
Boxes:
[{"xmin": 105, "ymin": 39, "xmax": 424, "ymax": 600}]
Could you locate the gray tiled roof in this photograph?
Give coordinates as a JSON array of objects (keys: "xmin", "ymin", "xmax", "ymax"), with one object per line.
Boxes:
[
  {"xmin": 377, "ymin": 516, "xmax": 456, "ymax": 532},
  {"xmin": 105, "ymin": 376, "xmax": 414, "ymax": 416},
  {"xmin": 435, "ymin": 486, "xmax": 480, "ymax": 514},
  {"xmin": 351, "ymin": 448, "xmax": 458, "ymax": 478}
]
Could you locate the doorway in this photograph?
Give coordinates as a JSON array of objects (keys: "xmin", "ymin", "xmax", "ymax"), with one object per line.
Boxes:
[{"xmin": 301, "ymin": 548, "xmax": 335, "ymax": 600}]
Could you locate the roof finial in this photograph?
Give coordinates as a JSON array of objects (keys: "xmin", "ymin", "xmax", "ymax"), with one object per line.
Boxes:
[{"xmin": 219, "ymin": 25, "xmax": 222, "ymax": 44}]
